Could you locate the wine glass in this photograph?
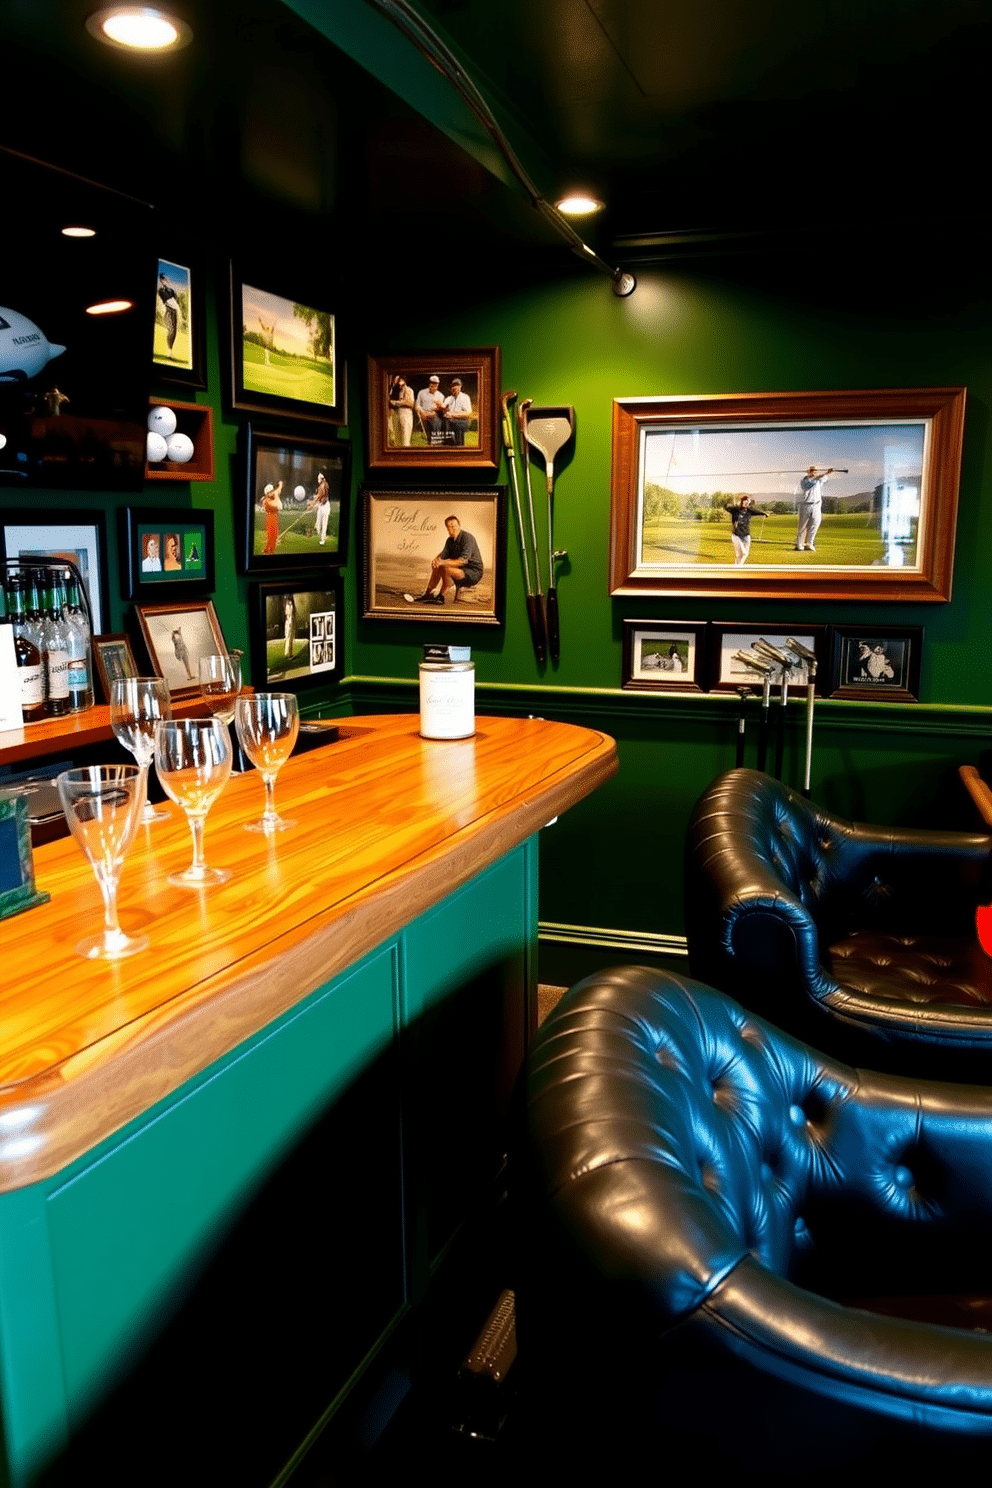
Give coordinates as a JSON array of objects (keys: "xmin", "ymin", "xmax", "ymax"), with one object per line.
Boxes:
[
  {"xmin": 57, "ymin": 765, "xmax": 150, "ymax": 960},
  {"xmin": 154, "ymin": 717, "xmax": 233, "ymax": 887},
  {"xmin": 110, "ymin": 677, "xmax": 172, "ymax": 824},
  {"xmin": 198, "ymin": 650, "xmax": 242, "ymax": 725},
  {"xmin": 234, "ymin": 693, "xmax": 300, "ymax": 833}
]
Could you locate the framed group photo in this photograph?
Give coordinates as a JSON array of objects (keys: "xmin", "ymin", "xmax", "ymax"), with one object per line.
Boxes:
[
  {"xmin": 134, "ymin": 599, "xmax": 230, "ymax": 699},
  {"xmin": 119, "ymin": 506, "xmax": 215, "ymax": 599},
  {"xmin": 366, "ymin": 348, "xmax": 501, "ymax": 469},
  {"xmin": 0, "ymin": 510, "xmax": 109, "ymax": 631},
  {"xmin": 621, "ymin": 620, "xmax": 708, "ymax": 693},
  {"xmin": 362, "ymin": 486, "xmax": 506, "ymax": 626},
  {"xmin": 708, "ymin": 623, "xmax": 827, "ymax": 693},
  {"xmin": 242, "ymin": 424, "xmax": 349, "ymax": 575},
  {"xmin": 829, "ymin": 625, "xmax": 923, "ymax": 702},
  {"xmin": 153, "ymin": 255, "xmax": 206, "ymax": 388},
  {"xmin": 609, "ymin": 387, "xmax": 966, "ymax": 603},
  {"xmin": 230, "ymin": 266, "xmax": 343, "ymax": 425},
  {"xmin": 250, "ymin": 578, "xmax": 343, "ymax": 693}
]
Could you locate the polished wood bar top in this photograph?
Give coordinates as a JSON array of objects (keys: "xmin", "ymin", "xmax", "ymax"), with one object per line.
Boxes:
[
  {"xmin": 0, "ymin": 713, "xmax": 617, "ymax": 1191},
  {"xmin": 0, "ymin": 693, "xmax": 252, "ymax": 767},
  {"xmin": 960, "ymin": 765, "xmax": 992, "ymax": 830}
]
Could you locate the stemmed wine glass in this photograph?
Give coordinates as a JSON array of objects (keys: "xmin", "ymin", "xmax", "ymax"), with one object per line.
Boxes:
[
  {"xmin": 198, "ymin": 650, "xmax": 242, "ymax": 725},
  {"xmin": 234, "ymin": 693, "xmax": 300, "ymax": 833},
  {"xmin": 154, "ymin": 717, "xmax": 233, "ymax": 887},
  {"xmin": 110, "ymin": 677, "xmax": 172, "ymax": 824},
  {"xmin": 57, "ymin": 765, "xmax": 150, "ymax": 960}
]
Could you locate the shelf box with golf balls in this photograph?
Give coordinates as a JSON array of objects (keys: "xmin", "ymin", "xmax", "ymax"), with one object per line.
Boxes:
[{"xmin": 145, "ymin": 399, "xmax": 215, "ymax": 483}]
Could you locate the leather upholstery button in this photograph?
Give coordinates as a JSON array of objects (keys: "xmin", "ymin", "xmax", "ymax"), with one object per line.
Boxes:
[
  {"xmin": 789, "ymin": 1103, "xmax": 806, "ymax": 1127},
  {"xmin": 893, "ymin": 1165, "xmax": 913, "ymax": 1189}
]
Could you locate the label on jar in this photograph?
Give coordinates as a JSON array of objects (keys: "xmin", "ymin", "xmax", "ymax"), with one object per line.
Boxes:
[{"xmin": 419, "ymin": 663, "xmax": 475, "ymax": 739}]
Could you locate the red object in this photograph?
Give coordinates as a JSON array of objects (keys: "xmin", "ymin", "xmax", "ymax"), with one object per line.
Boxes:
[{"xmin": 977, "ymin": 903, "xmax": 992, "ymax": 956}]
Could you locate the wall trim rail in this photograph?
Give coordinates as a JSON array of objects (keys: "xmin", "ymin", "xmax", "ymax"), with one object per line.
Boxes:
[{"xmin": 539, "ymin": 920, "xmax": 688, "ymax": 960}]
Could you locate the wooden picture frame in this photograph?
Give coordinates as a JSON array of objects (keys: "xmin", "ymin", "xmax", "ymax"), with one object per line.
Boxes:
[
  {"xmin": 152, "ymin": 255, "xmax": 206, "ymax": 389},
  {"xmin": 249, "ymin": 578, "xmax": 343, "ymax": 694},
  {"xmin": 829, "ymin": 625, "xmax": 923, "ymax": 702},
  {"xmin": 134, "ymin": 600, "xmax": 230, "ymax": 699},
  {"xmin": 118, "ymin": 506, "xmax": 215, "ymax": 599},
  {"xmin": 610, "ymin": 387, "xmax": 966, "ymax": 602},
  {"xmin": 621, "ymin": 619, "xmax": 708, "ymax": 693},
  {"xmin": 708, "ymin": 623, "xmax": 828, "ymax": 694},
  {"xmin": 241, "ymin": 424, "xmax": 349, "ymax": 574},
  {"xmin": 362, "ymin": 486, "xmax": 506, "ymax": 626},
  {"xmin": 0, "ymin": 510, "xmax": 109, "ymax": 632},
  {"xmin": 366, "ymin": 348, "xmax": 501, "ymax": 469},
  {"xmin": 229, "ymin": 265, "xmax": 343, "ymax": 425},
  {"xmin": 92, "ymin": 633, "xmax": 139, "ymax": 704}
]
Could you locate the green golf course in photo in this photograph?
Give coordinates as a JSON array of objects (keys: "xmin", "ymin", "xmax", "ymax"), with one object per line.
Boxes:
[{"xmin": 641, "ymin": 511, "xmax": 907, "ymax": 567}]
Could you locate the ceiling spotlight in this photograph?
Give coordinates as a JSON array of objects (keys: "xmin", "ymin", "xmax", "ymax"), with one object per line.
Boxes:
[
  {"xmin": 555, "ymin": 194, "xmax": 604, "ymax": 217},
  {"xmin": 61, "ymin": 226, "xmax": 97, "ymax": 238},
  {"xmin": 86, "ymin": 300, "xmax": 134, "ymax": 315},
  {"xmin": 86, "ymin": 7, "xmax": 192, "ymax": 52}
]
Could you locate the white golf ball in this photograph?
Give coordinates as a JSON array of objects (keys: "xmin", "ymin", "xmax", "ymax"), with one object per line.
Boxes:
[
  {"xmin": 165, "ymin": 432, "xmax": 194, "ymax": 463},
  {"xmin": 148, "ymin": 405, "xmax": 177, "ymax": 437},
  {"xmin": 146, "ymin": 431, "xmax": 168, "ymax": 462},
  {"xmin": 294, "ymin": 484, "xmax": 306, "ymax": 501}
]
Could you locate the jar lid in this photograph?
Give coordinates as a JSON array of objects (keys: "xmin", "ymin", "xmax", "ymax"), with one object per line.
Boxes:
[{"xmin": 422, "ymin": 644, "xmax": 472, "ymax": 662}]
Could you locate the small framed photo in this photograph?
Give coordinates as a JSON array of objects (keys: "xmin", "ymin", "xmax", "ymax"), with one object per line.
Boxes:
[
  {"xmin": 229, "ymin": 266, "xmax": 343, "ymax": 425},
  {"xmin": 118, "ymin": 506, "xmax": 215, "ymax": 599},
  {"xmin": 134, "ymin": 600, "xmax": 230, "ymax": 699},
  {"xmin": 708, "ymin": 623, "xmax": 827, "ymax": 693},
  {"xmin": 153, "ymin": 255, "xmax": 206, "ymax": 388},
  {"xmin": 362, "ymin": 486, "xmax": 506, "ymax": 626},
  {"xmin": 0, "ymin": 510, "xmax": 109, "ymax": 632},
  {"xmin": 241, "ymin": 424, "xmax": 349, "ymax": 574},
  {"xmin": 93, "ymin": 633, "xmax": 139, "ymax": 704},
  {"xmin": 366, "ymin": 349, "xmax": 501, "ymax": 469},
  {"xmin": 829, "ymin": 626, "xmax": 923, "ymax": 702},
  {"xmin": 622, "ymin": 620, "xmax": 708, "ymax": 693},
  {"xmin": 250, "ymin": 579, "xmax": 343, "ymax": 693}
]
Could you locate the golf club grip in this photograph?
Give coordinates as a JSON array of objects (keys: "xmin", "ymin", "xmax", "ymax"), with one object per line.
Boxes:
[
  {"xmin": 526, "ymin": 594, "xmax": 546, "ymax": 664},
  {"xmin": 546, "ymin": 586, "xmax": 560, "ymax": 662}
]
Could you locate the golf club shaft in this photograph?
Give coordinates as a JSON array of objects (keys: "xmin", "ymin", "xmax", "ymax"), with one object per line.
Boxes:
[
  {"xmin": 518, "ymin": 401, "xmax": 543, "ymax": 595},
  {"xmin": 501, "ymin": 392, "xmax": 545, "ymax": 664},
  {"xmin": 735, "ymin": 688, "xmax": 750, "ymax": 767},
  {"xmin": 758, "ymin": 675, "xmax": 772, "ymax": 772},
  {"xmin": 775, "ymin": 672, "xmax": 788, "ymax": 780},
  {"xmin": 803, "ymin": 682, "xmax": 815, "ymax": 796}
]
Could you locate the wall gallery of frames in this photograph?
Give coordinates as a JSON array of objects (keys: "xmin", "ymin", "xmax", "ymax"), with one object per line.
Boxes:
[{"xmin": 3, "ymin": 143, "xmax": 992, "ymax": 978}]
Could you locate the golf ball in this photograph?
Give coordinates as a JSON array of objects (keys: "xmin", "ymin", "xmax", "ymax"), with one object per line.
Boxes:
[
  {"xmin": 165, "ymin": 432, "xmax": 194, "ymax": 463},
  {"xmin": 148, "ymin": 405, "xmax": 177, "ymax": 437},
  {"xmin": 146, "ymin": 431, "xmax": 168, "ymax": 462},
  {"xmin": 294, "ymin": 484, "xmax": 306, "ymax": 501}
]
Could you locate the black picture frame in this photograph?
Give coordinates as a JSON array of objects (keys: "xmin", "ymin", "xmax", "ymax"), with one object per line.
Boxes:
[
  {"xmin": 152, "ymin": 254, "xmax": 206, "ymax": 389},
  {"xmin": 241, "ymin": 424, "xmax": 350, "ymax": 575},
  {"xmin": 249, "ymin": 578, "xmax": 343, "ymax": 694},
  {"xmin": 621, "ymin": 620, "xmax": 709, "ymax": 693},
  {"xmin": 829, "ymin": 625, "xmax": 923, "ymax": 702},
  {"xmin": 229, "ymin": 264, "xmax": 344, "ymax": 426},
  {"xmin": 0, "ymin": 509, "xmax": 109, "ymax": 632},
  {"xmin": 708, "ymin": 622, "xmax": 828, "ymax": 693},
  {"xmin": 92, "ymin": 633, "xmax": 139, "ymax": 704},
  {"xmin": 118, "ymin": 506, "xmax": 215, "ymax": 600}
]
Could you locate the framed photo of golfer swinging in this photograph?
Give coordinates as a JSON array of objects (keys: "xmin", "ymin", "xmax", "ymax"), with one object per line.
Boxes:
[
  {"xmin": 249, "ymin": 578, "xmax": 343, "ymax": 693},
  {"xmin": 365, "ymin": 348, "xmax": 501, "ymax": 470},
  {"xmin": 240, "ymin": 424, "xmax": 350, "ymax": 575},
  {"xmin": 134, "ymin": 599, "xmax": 230, "ymax": 699},
  {"xmin": 229, "ymin": 265, "xmax": 344, "ymax": 425},
  {"xmin": 609, "ymin": 388, "xmax": 966, "ymax": 603},
  {"xmin": 362, "ymin": 485, "xmax": 506, "ymax": 626}
]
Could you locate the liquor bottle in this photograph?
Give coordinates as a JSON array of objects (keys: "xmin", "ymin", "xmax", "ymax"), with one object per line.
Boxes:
[
  {"xmin": 63, "ymin": 568, "xmax": 94, "ymax": 711},
  {"xmin": 7, "ymin": 571, "xmax": 46, "ymax": 723},
  {"xmin": 42, "ymin": 569, "xmax": 71, "ymax": 716}
]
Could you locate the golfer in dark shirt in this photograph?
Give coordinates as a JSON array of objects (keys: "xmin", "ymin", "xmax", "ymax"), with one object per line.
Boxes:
[
  {"xmin": 409, "ymin": 515, "xmax": 483, "ymax": 605},
  {"xmin": 724, "ymin": 495, "xmax": 768, "ymax": 565}
]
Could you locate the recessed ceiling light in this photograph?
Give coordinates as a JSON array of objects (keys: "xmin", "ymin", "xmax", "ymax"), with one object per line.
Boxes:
[
  {"xmin": 555, "ymin": 194, "xmax": 604, "ymax": 217},
  {"xmin": 62, "ymin": 226, "xmax": 97, "ymax": 238},
  {"xmin": 86, "ymin": 299, "xmax": 134, "ymax": 315},
  {"xmin": 86, "ymin": 7, "xmax": 192, "ymax": 52}
]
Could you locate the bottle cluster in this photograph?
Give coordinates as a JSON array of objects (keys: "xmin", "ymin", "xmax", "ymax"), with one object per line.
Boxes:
[{"xmin": 3, "ymin": 564, "xmax": 94, "ymax": 721}]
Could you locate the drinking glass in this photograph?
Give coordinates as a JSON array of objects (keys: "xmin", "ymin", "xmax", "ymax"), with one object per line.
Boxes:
[
  {"xmin": 198, "ymin": 650, "xmax": 242, "ymax": 725},
  {"xmin": 154, "ymin": 717, "xmax": 233, "ymax": 887},
  {"xmin": 234, "ymin": 693, "xmax": 300, "ymax": 833},
  {"xmin": 110, "ymin": 676, "xmax": 172, "ymax": 824},
  {"xmin": 57, "ymin": 765, "xmax": 150, "ymax": 960}
]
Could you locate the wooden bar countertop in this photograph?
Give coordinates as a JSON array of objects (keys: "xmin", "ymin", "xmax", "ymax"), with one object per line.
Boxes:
[{"xmin": 0, "ymin": 713, "xmax": 617, "ymax": 1192}]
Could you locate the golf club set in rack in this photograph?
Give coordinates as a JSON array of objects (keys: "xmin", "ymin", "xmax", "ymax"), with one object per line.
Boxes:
[
  {"xmin": 500, "ymin": 391, "xmax": 574, "ymax": 665},
  {"xmin": 732, "ymin": 637, "xmax": 818, "ymax": 797}
]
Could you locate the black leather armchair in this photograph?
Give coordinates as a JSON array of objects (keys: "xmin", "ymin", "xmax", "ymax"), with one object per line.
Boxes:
[
  {"xmin": 512, "ymin": 966, "xmax": 992, "ymax": 1475},
  {"xmin": 684, "ymin": 767, "xmax": 992, "ymax": 1077}
]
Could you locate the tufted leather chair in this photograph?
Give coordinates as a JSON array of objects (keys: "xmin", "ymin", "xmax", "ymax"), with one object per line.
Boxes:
[
  {"xmin": 511, "ymin": 966, "xmax": 992, "ymax": 1475},
  {"xmin": 684, "ymin": 767, "xmax": 992, "ymax": 1079}
]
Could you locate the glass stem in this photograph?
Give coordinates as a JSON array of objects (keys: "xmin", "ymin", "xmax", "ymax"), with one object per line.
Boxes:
[
  {"xmin": 189, "ymin": 814, "xmax": 207, "ymax": 875},
  {"xmin": 262, "ymin": 774, "xmax": 279, "ymax": 826},
  {"xmin": 138, "ymin": 760, "xmax": 154, "ymax": 821},
  {"xmin": 97, "ymin": 869, "xmax": 123, "ymax": 941}
]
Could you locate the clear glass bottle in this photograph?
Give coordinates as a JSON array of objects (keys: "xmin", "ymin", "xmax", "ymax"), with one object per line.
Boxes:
[
  {"xmin": 42, "ymin": 568, "xmax": 71, "ymax": 716},
  {"xmin": 63, "ymin": 567, "xmax": 94, "ymax": 711},
  {"xmin": 7, "ymin": 571, "xmax": 46, "ymax": 723}
]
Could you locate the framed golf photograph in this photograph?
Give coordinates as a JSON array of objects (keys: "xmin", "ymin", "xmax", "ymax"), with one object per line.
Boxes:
[
  {"xmin": 366, "ymin": 348, "xmax": 501, "ymax": 469},
  {"xmin": 829, "ymin": 625, "xmax": 923, "ymax": 702},
  {"xmin": 362, "ymin": 485, "xmax": 506, "ymax": 626},
  {"xmin": 92, "ymin": 633, "xmax": 138, "ymax": 704},
  {"xmin": 0, "ymin": 510, "xmax": 109, "ymax": 631},
  {"xmin": 250, "ymin": 578, "xmax": 343, "ymax": 694},
  {"xmin": 621, "ymin": 619, "xmax": 709, "ymax": 693},
  {"xmin": 610, "ymin": 387, "xmax": 966, "ymax": 602},
  {"xmin": 241, "ymin": 424, "xmax": 349, "ymax": 574},
  {"xmin": 229, "ymin": 265, "xmax": 343, "ymax": 425},
  {"xmin": 134, "ymin": 599, "xmax": 230, "ymax": 699},
  {"xmin": 708, "ymin": 623, "xmax": 828, "ymax": 694},
  {"xmin": 118, "ymin": 506, "xmax": 215, "ymax": 599},
  {"xmin": 152, "ymin": 255, "xmax": 206, "ymax": 388}
]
